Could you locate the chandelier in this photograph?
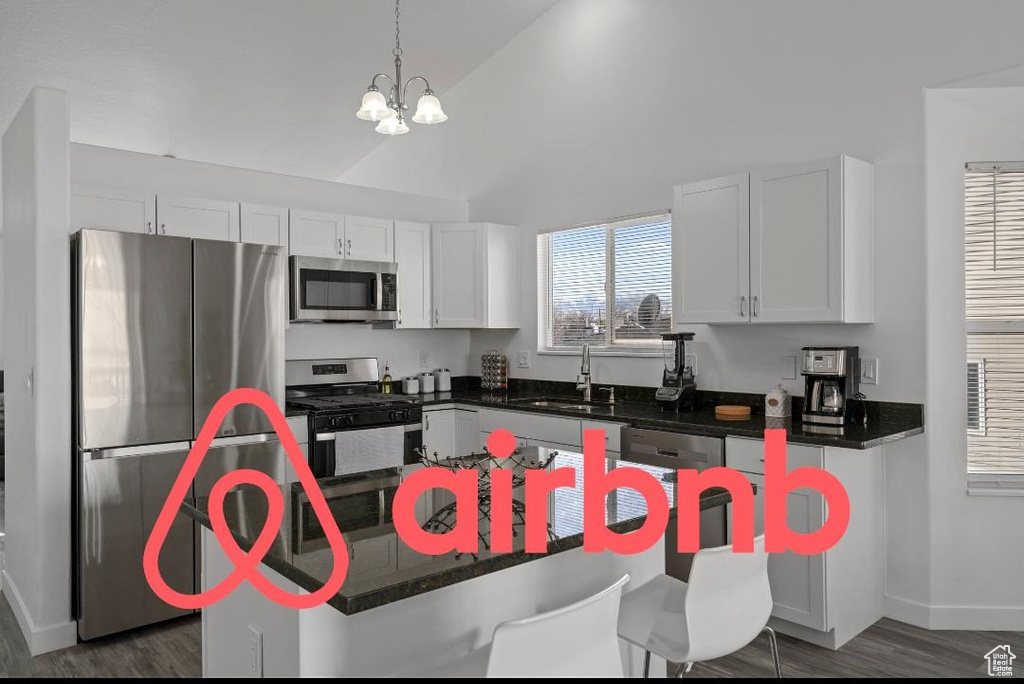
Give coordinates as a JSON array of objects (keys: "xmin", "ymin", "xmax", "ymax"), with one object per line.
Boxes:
[{"xmin": 355, "ymin": 0, "xmax": 447, "ymax": 135}]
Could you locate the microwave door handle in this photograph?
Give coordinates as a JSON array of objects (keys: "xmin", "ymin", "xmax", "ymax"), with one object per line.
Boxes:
[{"xmin": 374, "ymin": 273, "xmax": 383, "ymax": 311}]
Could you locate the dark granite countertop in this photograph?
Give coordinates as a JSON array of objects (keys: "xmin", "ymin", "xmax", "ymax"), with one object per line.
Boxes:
[
  {"xmin": 181, "ymin": 447, "xmax": 733, "ymax": 615},
  {"xmin": 410, "ymin": 386, "xmax": 923, "ymax": 450}
]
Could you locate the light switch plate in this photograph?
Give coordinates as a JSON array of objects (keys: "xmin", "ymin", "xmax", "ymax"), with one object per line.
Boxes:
[
  {"xmin": 860, "ymin": 357, "xmax": 879, "ymax": 385},
  {"xmin": 781, "ymin": 355, "xmax": 798, "ymax": 380},
  {"xmin": 516, "ymin": 350, "xmax": 531, "ymax": 369},
  {"xmin": 248, "ymin": 625, "xmax": 263, "ymax": 677}
]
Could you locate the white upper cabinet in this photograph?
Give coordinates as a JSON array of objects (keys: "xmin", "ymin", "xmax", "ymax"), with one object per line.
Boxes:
[
  {"xmin": 289, "ymin": 209, "xmax": 344, "ymax": 259},
  {"xmin": 432, "ymin": 223, "xmax": 520, "ymax": 329},
  {"xmin": 673, "ymin": 155, "xmax": 873, "ymax": 325},
  {"xmin": 344, "ymin": 215, "xmax": 394, "ymax": 262},
  {"xmin": 750, "ymin": 156, "xmax": 872, "ymax": 323},
  {"xmin": 157, "ymin": 194, "xmax": 240, "ymax": 242},
  {"xmin": 673, "ymin": 174, "xmax": 751, "ymax": 323},
  {"xmin": 240, "ymin": 204, "xmax": 288, "ymax": 246},
  {"xmin": 71, "ymin": 185, "xmax": 155, "ymax": 235},
  {"xmin": 393, "ymin": 221, "xmax": 432, "ymax": 329}
]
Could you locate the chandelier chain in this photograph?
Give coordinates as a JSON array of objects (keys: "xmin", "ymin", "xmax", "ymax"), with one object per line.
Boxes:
[{"xmin": 393, "ymin": 0, "xmax": 402, "ymax": 58}]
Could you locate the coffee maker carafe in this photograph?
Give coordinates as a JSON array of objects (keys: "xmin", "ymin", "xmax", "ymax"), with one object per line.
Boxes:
[{"xmin": 801, "ymin": 346, "xmax": 859, "ymax": 427}]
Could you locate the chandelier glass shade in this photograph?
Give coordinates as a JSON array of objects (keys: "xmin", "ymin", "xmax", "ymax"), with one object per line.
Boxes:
[{"xmin": 356, "ymin": 0, "xmax": 447, "ymax": 135}]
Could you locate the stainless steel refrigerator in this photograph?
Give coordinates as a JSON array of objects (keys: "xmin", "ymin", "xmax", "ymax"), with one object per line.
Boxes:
[{"xmin": 72, "ymin": 229, "xmax": 286, "ymax": 640}]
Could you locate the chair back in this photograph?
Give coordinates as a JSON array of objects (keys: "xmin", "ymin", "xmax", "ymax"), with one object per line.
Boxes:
[
  {"xmin": 683, "ymin": 534, "xmax": 772, "ymax": 662},
  {"xmin": 485, "ymin": 574, "xmax": 630, "ymax": 677}
]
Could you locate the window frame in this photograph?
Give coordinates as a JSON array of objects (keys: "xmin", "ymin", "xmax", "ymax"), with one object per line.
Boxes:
[
  {"xmin": 964, "ymin": 163, "xmax": 1024, "ymax": 491},
  {"xmin": 537, "ymin": 212, "xmax": 672, "ymax": 357}
]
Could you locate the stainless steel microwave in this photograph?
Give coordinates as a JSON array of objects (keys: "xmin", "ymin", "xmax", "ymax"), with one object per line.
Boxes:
[{"xmin": 289, "ymin": 256, "xmax": 398, "ymax": 323}]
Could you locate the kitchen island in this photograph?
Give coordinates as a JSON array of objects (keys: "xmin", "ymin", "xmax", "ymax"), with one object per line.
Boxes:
[{"xmin": 183, "ymin": 448, "xmax": 734, "ymax": 677}]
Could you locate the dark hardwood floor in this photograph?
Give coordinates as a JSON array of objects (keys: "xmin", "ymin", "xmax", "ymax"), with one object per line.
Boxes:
[
  {"xmin": 0, "ymin": 586, "xmax": 1019, "ymax": 677},
  {"xmin": 0, "ymin": 592, "xmax": 201, "ymax": 678}
]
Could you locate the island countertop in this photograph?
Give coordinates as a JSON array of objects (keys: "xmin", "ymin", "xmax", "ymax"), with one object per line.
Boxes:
[{"xmin": 182, "ymin": 448, "xmax": 734, "ymax": 615}]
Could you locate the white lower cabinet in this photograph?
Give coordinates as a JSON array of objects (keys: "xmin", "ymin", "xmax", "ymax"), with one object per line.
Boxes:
[
  {"xmin": 725, "ymin": 436, "xmax": 884, "ymax": 650},
  {"xmin": 423, "ymin": 407, "xmax": 479, "ymax": 459},
  {"xmin": 478, "ymin": 409, "xmax": 582, "ymax": 451}
]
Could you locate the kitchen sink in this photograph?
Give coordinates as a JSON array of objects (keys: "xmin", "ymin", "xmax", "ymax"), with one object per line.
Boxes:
[{"xmin": 512, "ymin": 398, "xmax": 610, "ymax": 412}]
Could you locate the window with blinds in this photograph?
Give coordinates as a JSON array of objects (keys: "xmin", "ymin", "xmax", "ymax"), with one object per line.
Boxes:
[
  {"xmin": 965, "ymin": 164, "xmax": 1024, "ymax": 482},
  {"xmin": 538, "ymin": 213, "xmax": 672, "ymax": 352}
]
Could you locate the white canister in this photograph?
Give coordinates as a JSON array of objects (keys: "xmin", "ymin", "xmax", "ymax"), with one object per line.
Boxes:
[
  {"xmin": 418, "ymin": 373, "xmax": 435, "ymax": 394},
  {"xmin": 402, "ymin": 377, "xmax": 420, "ymax": 395},
  {"xmin": 434, "ymin": 369, "xmax": 452, "ymax": 393},
  {"xmin": 765, "ymin": 385, "xmax": 791, "ymax": 419}
]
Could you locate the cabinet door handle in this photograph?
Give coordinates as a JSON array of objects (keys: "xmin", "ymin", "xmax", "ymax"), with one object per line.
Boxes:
[
  {"xmin": 752, "ymin": 295, "xmax": 759, "ymax": 317},
  {"xmin": 425, "ymin": 415, "xmax": 429, "ymax": 430},
  {"xmin": 338, "ymin": 238, "xmax": 345, "ymax": 254},
  {"xmin": 160, "ymin": 223, "xmax": 166, "ymax": 235},
  {"xmin": 434, "ymin": 308, "xmax": 439, "ymax": 325},
  {"xmin": 347, "ymin": 238, "xmax": 352, "ymax": 256},
  {"xmin": 146, "ymin": 221, "xmax": 153, "ymax": 234},
  {"xmin": 740, "ymin": 296, "xmax": 747, "ymax": 317},
  {"xmin": 398, "ymin": 309, "xmax": 402, "ymax": 326}
]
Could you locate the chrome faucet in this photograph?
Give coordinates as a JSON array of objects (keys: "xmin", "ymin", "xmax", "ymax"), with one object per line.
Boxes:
[{"xmin": 577, "ymin": 344, "xmax": 592, "ymax": 402}]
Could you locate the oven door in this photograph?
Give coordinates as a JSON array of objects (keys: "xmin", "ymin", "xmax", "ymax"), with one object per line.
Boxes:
[
  {"xmin": 311, "ymin": 422, "xmax": 422, "ymax": 478},
  {"xmin": 289, "ymin": 256, "xmax": 398, "ymax": 323}
]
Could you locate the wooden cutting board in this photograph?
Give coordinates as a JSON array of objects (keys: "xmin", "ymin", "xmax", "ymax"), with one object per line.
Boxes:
[{"xmin": 715, "ymin": 405, "xmax": 752, "ymax": 421}]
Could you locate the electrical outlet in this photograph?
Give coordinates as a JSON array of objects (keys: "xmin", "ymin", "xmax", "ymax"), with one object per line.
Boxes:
[
  {"xmin": 419, "ymin": 351, "xmax": 430, "ymax": 368},
  {"xmin": 516, "ymin": 351, "xmax": 531, "ymax": 369},
  {"xmin": 684, "ymin": 353, "xmax": 697, "ymax": 376},
  {"xmin": 860, "ymin": 357, "xmax": 879, "ymax": 385},
  {"xmin": 781, "ymin": 355, "xmax": 798, "ymax": 380},
  {"xmin": 248, "ymin": 625, "xmax": 263, "ymax": 677}
]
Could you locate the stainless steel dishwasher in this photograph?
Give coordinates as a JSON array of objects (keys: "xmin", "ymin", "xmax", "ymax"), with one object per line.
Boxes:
[{"xmin": 620, "ymin": 427, "xmax": 726, "ymax": 580}]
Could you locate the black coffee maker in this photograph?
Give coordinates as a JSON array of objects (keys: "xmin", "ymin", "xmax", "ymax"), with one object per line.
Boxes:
[
  {"xmin": 656, "ymin": 333, "xmax": 696, "ymax": 412},
  {"xmin": 801, "ymin": 346, "xmax": 859, "ymax": 428}
]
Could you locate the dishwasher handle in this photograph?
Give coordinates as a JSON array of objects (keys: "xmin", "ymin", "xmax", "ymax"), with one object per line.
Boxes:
[{"xmin": 619, "ymin": 427, "xmax": 724, "ymax": 469}]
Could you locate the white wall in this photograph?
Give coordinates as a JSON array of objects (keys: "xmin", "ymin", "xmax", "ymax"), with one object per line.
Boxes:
[
  {"xmin": 342, "ymin": 0, "xmax": 1024, "ymax": 403},
  {"xmin": 342, "ymin": 0, "xmax": 1024, "ymax": 627},
  {"xmin": 70, "ymin": 144, "xmax": 474, "ymax": 375},
  {"xmin": 918, "ymin": 87, "xmax": 1024, "ymax": 628},
  {"xmin": 1, "ymin": 87, "xmax": 76, "ymax": 654}
]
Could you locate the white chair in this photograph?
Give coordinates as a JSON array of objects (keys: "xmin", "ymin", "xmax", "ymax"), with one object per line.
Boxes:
[
  {"xmin": 423, "ymin": 573, "xmax": 631, "ymax": 678},
  {"xmin": 617, "ymin": 535, "xmax": 782, "ymax": 678}
]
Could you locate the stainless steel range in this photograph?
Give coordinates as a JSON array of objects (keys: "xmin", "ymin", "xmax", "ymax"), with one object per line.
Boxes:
[{"xmin": 286, "ymin": 358, "xmax": 422, "ymax": 478}]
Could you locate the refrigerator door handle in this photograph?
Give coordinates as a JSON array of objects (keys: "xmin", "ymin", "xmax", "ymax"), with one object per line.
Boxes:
[{"xmin": 81, "ymin": 442, "xmax": 193, "ymax": 461}]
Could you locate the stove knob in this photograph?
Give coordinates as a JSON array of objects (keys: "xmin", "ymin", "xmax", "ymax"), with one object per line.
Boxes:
[{"xmin": 344, "ymin": 414, "xmax": 357, "ymax": 426}]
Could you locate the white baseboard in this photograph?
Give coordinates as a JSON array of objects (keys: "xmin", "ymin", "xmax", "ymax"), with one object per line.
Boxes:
[
  {"xmin": 1, "ymin": 570, "xmax": 77, "ymax": 655},
  {"xmin": 886, "ymin": 594, "xmax": 1024, "ymax": 631}
]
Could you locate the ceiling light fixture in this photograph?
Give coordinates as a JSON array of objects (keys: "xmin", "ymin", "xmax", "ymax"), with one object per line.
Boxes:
[{"xmin": 356, "ymin": 0, "xmax": 447, "ymax": 135}]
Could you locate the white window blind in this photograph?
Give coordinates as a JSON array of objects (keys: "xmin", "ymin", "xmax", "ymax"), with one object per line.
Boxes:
[
  {"xmin": 965, "ymin": 164, "xmax": 1024, "ymax": 482},
  {"xmin": 538, "ymin": 213, "xmax": 672, "ymax": 352}
]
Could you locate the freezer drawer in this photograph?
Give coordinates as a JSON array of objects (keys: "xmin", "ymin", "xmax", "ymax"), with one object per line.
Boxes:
[
  {"xmin": 78, "ymin": 444, "xmax": 193, "ymax": 640},
  {"xmin": 75, "ymin": 230, "xmax": 193, "ymax": 449},
  {"xmin": 193, "ymin": 239, "xmax": 286, "ymax": 438},
  {"xmin": 193, "ymin": 437, "xmax": 288, "ymax": 584}
]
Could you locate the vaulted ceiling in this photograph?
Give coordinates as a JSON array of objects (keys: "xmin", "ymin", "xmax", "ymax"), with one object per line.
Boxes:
[{"xmin": 0, "ymin": 0, "xmax": 557, "ymax": 181}]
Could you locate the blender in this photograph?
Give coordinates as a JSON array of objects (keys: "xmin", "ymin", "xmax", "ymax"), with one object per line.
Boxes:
[{"xmin": 656, "ymin": 332, "xmax": 697, "ymax": 412}]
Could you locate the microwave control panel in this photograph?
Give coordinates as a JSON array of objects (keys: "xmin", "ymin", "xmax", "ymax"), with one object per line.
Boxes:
[{"xmin": 381, "ymin": 273, "xmax": 398, "ymax": 312}]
